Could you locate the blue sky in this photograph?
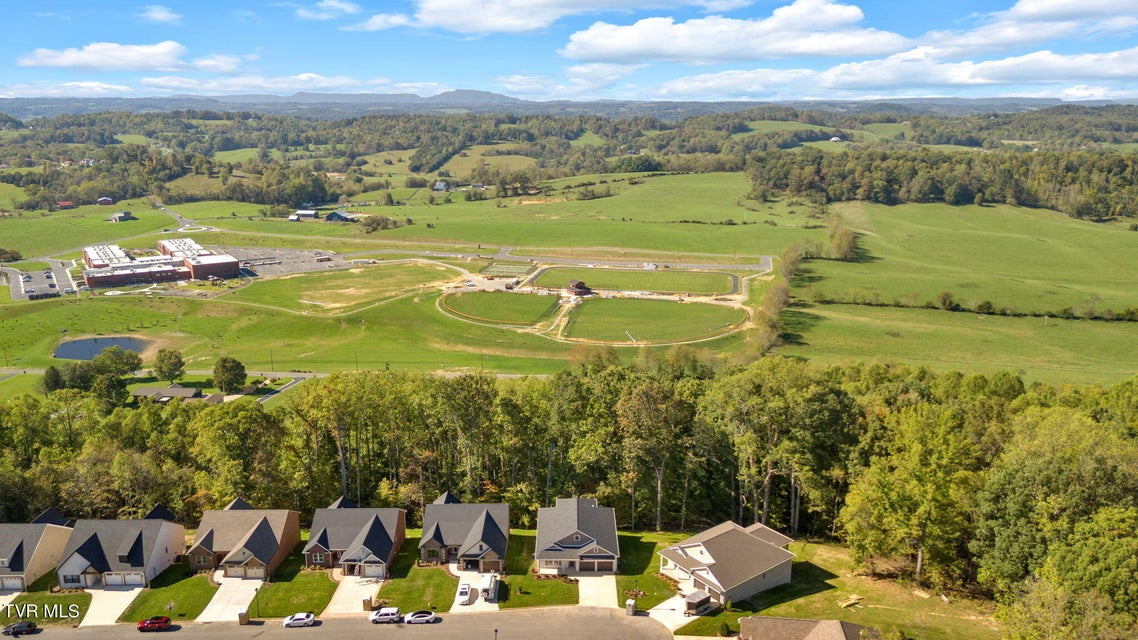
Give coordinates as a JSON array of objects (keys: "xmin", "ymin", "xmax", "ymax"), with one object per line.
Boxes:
[{"xmin": 3, "ymin": 0, "xmax": 1138, "ymax": 101}]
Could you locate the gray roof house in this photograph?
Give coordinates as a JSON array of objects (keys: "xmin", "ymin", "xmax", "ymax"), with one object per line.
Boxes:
[
  {"xmin": 0, "ymin": 512, "xmax": 72, "ymax": 592},
  {"xmin": 419, "ymin": 493, "xmax": 509, "ymax": 573},
  {"xmin": 304, "ymin": 497, "xmax": 407, "ymax": 578},
  {"xmin": 738, "ymin": 616, "xmax": 878, "ymax": 640},
  {"xmin": 56, "ymin": 511, "xmax": 183, "ymax": 589},
  {"xmin": 534, "ymin": 497, "xmax": 619, "ymax": 574},
  {"xmin": 658, "ymin": 521, "xmax": 794, "ymax": 606},
  {"xmin": 187, "ymin": 499, "xmax": 300, "ymax": 580}
]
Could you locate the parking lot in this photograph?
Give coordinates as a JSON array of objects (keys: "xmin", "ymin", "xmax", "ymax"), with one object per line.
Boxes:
[
  {"xmin": 222, "ymin": 247, "xmax": 352, "ymax": 278},
  {"xmin": 2, "ymin": 260, "xmax": 78, "ymax": 301}
]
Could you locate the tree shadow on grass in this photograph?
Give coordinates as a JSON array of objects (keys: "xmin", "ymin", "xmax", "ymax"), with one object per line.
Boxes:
[
  {"xmin": 388, "ymin": 537, "xmax": 421, "ymax": 580},
  {"xmin": 780, "ymin": 308, "xmax": 824, "ymax": 346},
  {"xmin": 741, "ymin": 560, "xmax": 839, "ymax": 612},
  {"xmin": 616, "ymin": 534, "xmax": 656, "ymax": 576}
]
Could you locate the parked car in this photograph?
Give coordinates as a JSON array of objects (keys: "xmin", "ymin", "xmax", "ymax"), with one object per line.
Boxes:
[
  {"xmin": 137, "ymin": 616, "xmax": 171, "ymax": 632},
  {"xmin": 457, "ymin": 583, "xmax": 474, "ymax": 605},
  {"xmin": 63, "ymin": 288, "xmax": 75, "ymax": 294},
  {"xmin": 20, "ymin": 275, "xmax": 31, "ymax": 282},
  {"xmin": 44, "ymin": 272, "xmax": 53, "ymax": 279},
  {"xmin": 23, "ymin": 288, "xmax": 34, "ymax": 294},
  {"xmin": 1, "ymin": 621, "xmax": 36, "ymax": 637},
  {"xmin": 403, "ymin": 610, "xmax": 437, "ymax": 624},
  {"xmin": 368, "ymin": 607, "xmax": 401, "ymax": 624},
  {"xmin": 48, "ymin": 283, "xmax": 56, "ymax": 288},
  {"xmin": 283, "ymin": 612, "xmax": 316, "ymax": 628}
]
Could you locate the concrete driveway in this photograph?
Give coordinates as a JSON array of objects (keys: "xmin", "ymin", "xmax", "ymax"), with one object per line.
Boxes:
[
  {"xmin": 447, "ymin": 563, "xmax": 499, "ymax": 613},
  {"xmin": 78, "ymin": 586, "xmax": 144, "ymax": 626},
  {"xmin": 0, "ymin": 590, "xmax": 20, "ymax": 608},
  {"xmin": 577, "ymin": 575, "xmax": 619, "ymax": 609},
  {"xmin": 197, "ymin": 571, "xmax": 261, "ymax": 623},
  {"xmin": 322, "ymin": 570, "xmax": 381, "ymax": 618},
  {"xmin": 644, "ymin": 593, "xmax": 692, "ymax": 631}
]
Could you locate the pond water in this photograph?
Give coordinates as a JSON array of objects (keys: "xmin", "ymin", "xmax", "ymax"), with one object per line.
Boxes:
[{"xmin": 53, "ymin": 336, "xmax": 149, "ymax": 360}]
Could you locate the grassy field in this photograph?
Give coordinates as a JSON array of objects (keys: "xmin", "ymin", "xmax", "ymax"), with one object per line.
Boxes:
[
  {"xmin": 564, "ymin": 298, "xmax": 746, "ymax": 343},
  {"xmin": 115, "ymin": 134, "xmax": 151, "ymax": 145},
  {"xmin": 440, "ymin": 144, "xmax": 538, "ymax": 176},
  {"xmin": 213, "ymin": 147, "xmax": 284, "ymax": 163},
  {"xmin": 0, "ymin": 199, "xmax": 170, "ymax": 257},
  {"xmin": 675, "ymin": 542, "xmax": 999, "ymax": 640},
  {"xmin": 441, "ymin": 291, "xmax": 561, "ymax": 325},
  {"xmin": 0, "ymin": 182, "xmax": 25, "ymax": 207},
  {"xmin": 118, "ymin": 562, "xmax": 217, "ymax": 623},
  {"xmin": 376, "ymin": 535, "xmax": 459, "ymax": 612},
  {"xmin": 534, "ymin": 267, "xmax": 735, "ymax": 295},
  {"xmin": 616, "ymin": 532, "xmax": 687, "ymax": 610},
  {"xmin": 815, "ymin": 201, "xmax": 1138, "ymax": 314},
  {"xmin": 223, "ymin": 262, "xmax": 458, "ymax": 314},
  {"xmin": 733, "ymin": 120, "xmax": 830, "ymax": 139},
  {"xmin": 0, "ymin": 374, "xmax": 41, "ymax": 398},
  {"xmin": 249, "ymin": 549, "xmax": 338, "ymax": 618},
  {"xmin": 498, "ymin": 531, "xmax": 578, "ymax": 609}
]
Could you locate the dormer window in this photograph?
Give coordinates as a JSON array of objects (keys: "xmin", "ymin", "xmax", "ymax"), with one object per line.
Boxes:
[
  {"xmin": 573, "ymin": 535, "xmax": 580, "ymax": 542},
  {"xmin": 0, "ymin": 559, "xmax": 6, "ymax": 567},
  {"xmin": 118, "ymin": 554, "xmax": 129, "ymax": 563}
]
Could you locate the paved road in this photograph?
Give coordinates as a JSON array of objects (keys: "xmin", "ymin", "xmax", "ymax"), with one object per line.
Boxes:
[{"xmin": 53, "ymin": 607, "xmax": 669, "ymax": 640}]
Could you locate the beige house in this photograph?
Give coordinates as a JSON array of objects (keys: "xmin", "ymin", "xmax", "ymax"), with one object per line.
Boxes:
[
  {"xmin": 188, "ymin": 498, "xmax": 300, "ymax": 580},
  {"xmin": 0, "ymin": 509, "xmax": 72, "ymax": 591},
  {"xmin": 659, "ymin": 521, "xmax": 794, "ymax": 606}
]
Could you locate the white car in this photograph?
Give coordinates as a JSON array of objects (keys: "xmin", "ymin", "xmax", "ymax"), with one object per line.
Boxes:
[
  {"xmin": 283, "ymin": 612, "xmax": 316, "ymax": 627},
  {"xmin": 457, "ymin": 583, "xmax": 473, "ymax": 605},
  {"xmin": 404, "ymin": 610, "xmax": 437, "ymax": 624},
  {"xmin": 368, "ymin": 607, "xmax": 401, "ymax": 624}
]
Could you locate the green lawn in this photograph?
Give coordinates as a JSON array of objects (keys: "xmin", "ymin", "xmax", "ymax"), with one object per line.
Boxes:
[
  {"xmin": 118, "ymin": 561, "xmax": 218, "ymax": 623},
  {"xmin": 534, "ymin": 267, "xmax": 735, "ymax": 295},
  {"xmin": 0, "ymin": 182, "xmax": 25, "ymax": 208},
  {"xmin": 376, "ymin": 535, "xmax": 459, "ymax": 612},
  {"xmin": 498, "ymin": 531, "xmax": 578, "ymax": 609},
  {"xmin": 616, "ymin": 531, "xmax": 687, "ymax": 609},
  {"xmin": 441, "ymin": 291, "xmax": 561, "ymax": 326},
  {"xmin": 564, "ymin": 298, "xmax": 746, "ymax": 343},
  {"xmin": 0, "ymin": 374, "xmax": 41, "ymax": 398},
  {"xmin": 675, "ymin": 542, "xmax": 1000, "ymax": 640},
  {"xmin": 0, "ymin": 573, "xmax": 91, "ymax": 626},
  {"xmin": 249, "ymin": 549, "xmax": 338, "ymax": 618},
  {"xmin": 0, "ymin": 199, "xmax": 170, "ymax": 257}
]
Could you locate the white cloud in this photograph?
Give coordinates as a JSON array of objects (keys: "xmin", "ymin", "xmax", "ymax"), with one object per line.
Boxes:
[
  {"xmin": 141, "ymin": 72, "xmax": 387, "ymax": 93},
  {"xmin": 341, "ymin": 13, "xmax": 413, "ymax": 31},
  {"xmin": 0, "ymin": 81, "xmax": 132, "ymax": 99},
  {"xmin": 297, "ymin": 0, "xmax": 361, "ymax": 20},
  {"xmin": 139, "ymin": 5, "xmax": 182, "ymax": 24},
  {"xmin": 1004, "ymin": 0, "xmax": 1138, "ymax": 21},
  {"xmin": 496, "ymin": 74, "xmax": 555, "ymax": 95},
  {"xmin": 562, "ymin": 0, "xmax": 910, "ymax": 63},
  {"xmin": 191, "ymin": 54, "xmax": 243, "ymax": 73},
  {"xmin": 345, "ymin": 0, "xmax": 757, "ymax": 35},
  {"xmin": 18, "ymin": 41, "xmax": 188, "ymax": 71},
  {"xmin": 656, "ymin": 67, "xmax": 816, "ymax": 98}
]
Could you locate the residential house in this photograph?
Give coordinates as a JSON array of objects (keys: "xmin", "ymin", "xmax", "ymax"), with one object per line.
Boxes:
[
  {"xmin": 738, "ymin": 616, "xmax": 878, "ymax": 640},
  {"xmin": 294, "ymin": 209, "xmax": 319, "ymax": 219},
  {"xmin": 304, "ymin": 496, "xmax": 406, "ymax": 578},
  {"xmin": 534, "ymin": 497, "xmax": 619, "ymax": 574},
  {"xmin": 56, "ymin": 508, "xmax": 183, "ymax": 588},
  {"xmin": 419, "ymin": 492, "xmax": 509, "ymax": 573},
  {"xmin": 0, "ymin": 509, "xmax": 72, "ymax": 591},
  {"xmin": 132, "ymin": 384, "xmax": 202, "ymax": 404},
  {"xmin": 97, "ymin": 197, "xmax": 113, "ymax": 206},
  {"xmin": 658, "ymin": 521, "xmax": 794, "ymax": 607},
  {"xmin": 187, "ymin": 498, "xmax": 300, "ymax": 579},
  {"xmin": 325, "ymin": 210, "xmax": 360, "ymax": 223},
  {"xmin": 106, "ymin": 211, "xmax": 136, "ymax": 223}
]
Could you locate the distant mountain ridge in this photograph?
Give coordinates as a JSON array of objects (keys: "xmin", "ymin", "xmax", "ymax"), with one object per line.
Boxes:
[{"xmin": 0, "ymin": 90, "xmax": 1127, "ymax": 121}]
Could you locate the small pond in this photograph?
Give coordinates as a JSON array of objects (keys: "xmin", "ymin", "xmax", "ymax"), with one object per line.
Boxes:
[{"xmin": 53, "ymin": 336, "xmax": 149, "ymax": 360}]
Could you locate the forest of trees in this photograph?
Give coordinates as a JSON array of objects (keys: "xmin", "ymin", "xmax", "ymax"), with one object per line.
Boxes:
[{"xmin": 1, "ymin": 352, "xmax": 1136, "ymax": 634}]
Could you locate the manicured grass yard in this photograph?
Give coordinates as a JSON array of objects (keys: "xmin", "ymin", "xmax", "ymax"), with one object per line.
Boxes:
[
  {"xmin": 564, "ymin": 298, "xmax": 746, "ymax": 343},
  {"xmin": 249, "ymin": 549, "xmax": 338, "ymax": 618},
  {"xmin": 533, "ymin": 267, "xmax": 735, "ymax": 296},
  {"xmin": 0, "ymin": 573, "xmax": 91, "ymax": 626},
  {"xmin": 441, "ymin": 291, "xmax": 561, "ymax": 326},
  {"xmin": 616, "ymin": 532, "xmax": 688, "ymax": 610},
  {"xmin": 376, "ymin": 535, "xmax": 459, "ymax": 612},
  {"xmin": 674, "ymin": 542, "xmax": 1000, "ymax": 640},
  {"xmin": 118, "ymin": 561, "xmax": 217, "ymax": 623},
  {"xmin": 497, "ymin": 531, "xmax": 578, "ymax": 609}
]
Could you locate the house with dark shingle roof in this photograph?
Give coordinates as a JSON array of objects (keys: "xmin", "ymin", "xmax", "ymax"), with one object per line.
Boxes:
[
  {"xmin": 56, "ymin": 511, "xmax": 183, "ymax": 588},
  {"xmin": 0, "ymin": 512, "xmax": 72, "ymax": 592},
  {"xmin": 419, "ymin": 492, "xmax": 508, "ymax": 573},
  {"xmin": 738, "ymin": 616, "xmax": 878, "ymax": 640},
  {"xmin": 304, "ymin": 497, "xmax": 406, "ymax": 578},
  {"xmin": 658, "ymin": 521, "xmax": 794, "ymax": 606},
  {"xmin": 534, "ymin": 497, "xmax": 619, "ymax": 574},
  {"xmin": 187, "ymin": 499, "xmax": 300, "ymax": 580}
]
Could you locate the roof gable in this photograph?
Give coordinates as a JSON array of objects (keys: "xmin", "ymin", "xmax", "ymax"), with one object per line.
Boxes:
[
  {"xmin": 31, "ymin": 507, "xmax": 68, "ymax": 526},
  {"xmin": 420, "ymin": 503, "xmax": 509, "ymax": 548},
  {"xmin": 62, "ymin": 519, "xmax": 170, "ymax": 574},
  {"xmin": 433, "ymin": 491, "xmax": 462, "ymax": 504},
  {"xmin": 341, "ymin": 515, "xmax": 395, "ymax": 564},
  {"xmin": 457, "ymin": 509, "xmax": 508, "ymax": 559},
  {"xmin": 535, "ymin": 498, "xmax": 618, "ymax": 558},
  {"xmin": 327, "ymin": 495, "xmax": 358, "ymax": 509},
  {"xmin": 222, "ymin": 517, "xmax": 278, "ymax": 565},
  {"xmin": 659, "ymin": 522, "xmax": 794, "ymax": 592},
  {"xmin": 144, "ymin": 504, "xmax": 177, "ymax": 522},
  {"xmin": 224, "ymin": 497, "xmax": 255, "ymax": 510}
]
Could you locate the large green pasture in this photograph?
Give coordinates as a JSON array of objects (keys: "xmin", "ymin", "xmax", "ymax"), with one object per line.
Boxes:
[
  {"xmin": 533, "ymin": 267, "xmax": 735, "ymax": 295},
  {"xmin": 0, "ymin": 199, "xmax": 171, "ymax": 257},
  {"xmin": 0, "ymin": 182, "xmax": 25, "ymax": 208},
  {"xmin": 224, "ymin": 262, "xmax": 458, "ymax": 314},
  {"xmin": 814, "ymin": 201, "xmax": 1138, "ymax": 313},
  {"xmin": 777, "ymin": 303, "xmax": 1138, "ymax": 385},
  {"xmin": 733, "ymin": 120, "xmax": 829, "ymax": 139},
  {"xmin": 563, "ymin": 298, "xmax": 746, "ymax": 343},
  {"xmin": 440, "ymin": 144, "xmax": 538, "ymax": 176},
  {"xmin": 441, "ymin": 291, "xmax": 561, "ymax": 325}
]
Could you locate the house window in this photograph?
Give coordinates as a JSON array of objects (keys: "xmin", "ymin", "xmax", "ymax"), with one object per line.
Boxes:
[
  {"xmin": 311, "ymin": 553, "xmax": 324, "ymax": 564},
  {"xmin": 427, "ymin": 549, "xmax": 439, "ymax": 559},
  {"xmin": 0, "ymin": 560, "xmax": 6, "ymax": 567},
  {"xmin": 195, "ymin": 555, "xmax": 208, "ymax": 565},
  {"xmin": 573, "ymin": 535, "xmax": 580, "ymax": 542},
  {"xmin": 63, "ymin": 575, "xmax": 81, "ymax": 585}
]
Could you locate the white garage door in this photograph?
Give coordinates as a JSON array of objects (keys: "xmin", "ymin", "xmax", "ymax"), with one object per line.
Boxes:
[
  {"xmin": 362, "ymin": 565, "xmax": 386, "ymax": 578},
  {"xmin": 224, "ymin": 566, "xmax": 244, "ymax": 578},
  {"xmin": 125, "ymin": 573, "xmax": 145, "ymax": 585},
  {"xmin": 1, "ymin": 577, "xmax": 24, "ymax": 590},
  {"xmin": 245, "ymin": 566, "xmax": 265, "ymax": 579},
  {"xmin": 104, "ymin": 573, "xmax": 125, "ymax": 586}
]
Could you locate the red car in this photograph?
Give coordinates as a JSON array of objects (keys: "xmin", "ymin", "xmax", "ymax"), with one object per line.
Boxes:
[{"xmin": 137, "ymin": 616, "xmax": 171, "ymax": 632}]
